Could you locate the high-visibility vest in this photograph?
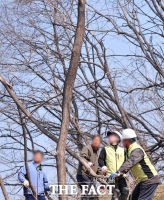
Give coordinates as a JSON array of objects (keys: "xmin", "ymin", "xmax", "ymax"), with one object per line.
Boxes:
[
  {"xmin": 105, "ymin": 145, "xmax": 125, "ymax": 176},
  {"xmin": 128, "ymin": 142, "xmax": 158, "ymax": 183}
]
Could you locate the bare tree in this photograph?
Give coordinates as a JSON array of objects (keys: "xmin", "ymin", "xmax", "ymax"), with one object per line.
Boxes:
[{"xmin": 0, "ymin": 0, "xmax": 163, "ymax": 199}]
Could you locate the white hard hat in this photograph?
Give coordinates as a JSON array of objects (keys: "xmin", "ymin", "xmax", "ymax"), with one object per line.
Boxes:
[
  {"xmin": 107, "ymin": 130, "xmax": 122, "ymax": 140},
  {"xmin": 122, "ymin": 129, "xmax": 137, "ymax": 140}
]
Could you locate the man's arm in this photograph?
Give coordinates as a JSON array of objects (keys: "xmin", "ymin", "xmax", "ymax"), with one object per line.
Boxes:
[
  {"xmin": 80, "ymin": 146, "xmax": 94, "ymax": 167},
  {"xmin": 98, "ymin": 148, "xmax": 106, "ymax": 167},
  {"xmin": 43, "ymin": 173, "xmax": 50, "ymax": 191},
  {"xmin": 98, "ymin": 148, "xmax": 108, "ymax": 174},
  {"xmin": 118, "ymin": 148, "xmax": 144, "ymax": 174},
  {"xmin": 18, "ymin": 165, "xmax": 27, "ymax": 183},
  {"xmin": 18, "ymin": 165, "xmax": 30, "ymax": 187},
  {"xmin": 80, "ymin": 146, "xmax": 90, "ymax": 161}
]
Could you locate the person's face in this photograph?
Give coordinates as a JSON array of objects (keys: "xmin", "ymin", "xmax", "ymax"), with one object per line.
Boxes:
[
  {"xmin": 33, "ymin": 153, "xmax": 43, "ymax": 164},
  {"xmin": 108, "ymin": 134, "xmax": 119, "ymax": 145},
  {"xmin": 92, "ymin": 137, "xmax": 101, "ymax": 149},
  {"xmin": 122, "ymin": 139, "xmax": 129, "ymax": 148}
]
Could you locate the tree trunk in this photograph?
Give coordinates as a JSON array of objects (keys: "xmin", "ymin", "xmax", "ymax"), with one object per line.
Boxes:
[{"xmin": 56, "ymin": 0, "xmax": 86, "ymax": 199}]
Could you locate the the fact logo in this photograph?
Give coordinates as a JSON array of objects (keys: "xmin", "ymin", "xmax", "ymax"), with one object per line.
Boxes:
[{"xmin": 50, "ymin": 184, "xmax": 115, "ymax": 197}]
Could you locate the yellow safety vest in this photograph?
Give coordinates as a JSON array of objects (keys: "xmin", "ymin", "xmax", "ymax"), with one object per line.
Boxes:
[
  {"xmin": 128, "ymin": 142, "xmax": 158, "ymax": 183},
  {"xmin": 105, "ymin": 145, "xmax": 125, "ymax": 176}
]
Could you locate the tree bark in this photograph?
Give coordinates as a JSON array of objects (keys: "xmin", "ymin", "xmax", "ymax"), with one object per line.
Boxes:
[
  {"xmin": 56, "ymin": 1, "xmax": 86, "ymax": 199},
  {"xmin": 0, "ymin": 175, "xmax": 10, "ymax": 200}
]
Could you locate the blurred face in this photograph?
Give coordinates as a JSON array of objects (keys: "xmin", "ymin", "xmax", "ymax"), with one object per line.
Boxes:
[
  {"xmin": 122, "ymin": 139, "xmax": 130, "ymax": 148},
  {"xmin": 92, "ymin": 136, "xmax": 101, "ymax": 149},
  {"xmin": 108, "ymin": 134, "xmax": 119, "ymax": 145},
  {"xmin": 33, "ymin": 152, "xmax": 44, "ymax": 164}
]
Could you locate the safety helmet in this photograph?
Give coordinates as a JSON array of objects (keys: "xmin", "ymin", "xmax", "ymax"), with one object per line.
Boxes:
[
  {"xmin": 107, "ymin": 130, "xmax": 122, "ymax": 141},
  {"xmin": 122, "ymin": 129, "xmax": 137, "ymax": 140}
]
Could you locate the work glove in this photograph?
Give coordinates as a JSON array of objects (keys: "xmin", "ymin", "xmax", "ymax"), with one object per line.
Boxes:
[
  {"xmin": 88, "ymin": 162, "xmax": 94, "ymax": 167},
  {"xmin": 109, "ymin": 172, "xmax": 118, "ymax": 179},
  {"xmin": 102, "ymin": 166, "xmax": 108, "ymax": 174},
  {"xmin": 23, "ymin": 180, "xmax": 29, "ymax": 187},
  {"xmin": 44, "ymin": 183, "xmax": 50, "ymax": 191}
]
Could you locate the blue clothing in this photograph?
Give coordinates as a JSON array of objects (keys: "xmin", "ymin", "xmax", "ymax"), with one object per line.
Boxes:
[
  {"xmin": 18, "ymin": 161, "xmax": 50, "ymax": 195},
  {"xmin": 110, "ymin": 172, "xmax": 118, "ymax": 179},
  {"xmin": 25, "ymin": 194, "xmax": 46, "ymax": 200}
]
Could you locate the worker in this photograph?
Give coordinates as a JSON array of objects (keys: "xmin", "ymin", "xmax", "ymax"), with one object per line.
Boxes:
[
  {"xmin": 110, "ymin": 128, "xmax": 160, "ymax": 200},
  {"xmin": 18, "ymin": 150, "xmax": 50, "ymax": 200},
  {"xmin": 76, "ymin": 135, "xmax": 102, "ymax": 198},
  {"xmin": 99, "ymin": 130, "xmax": 129, "ymax": 200}
]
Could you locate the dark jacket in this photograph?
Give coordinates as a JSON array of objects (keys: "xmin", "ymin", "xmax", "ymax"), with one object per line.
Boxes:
[
  {"xmin": 77, "ymin": 145, "xmax": 101, "ymax": 177},
  {"xmin": 119, "ymin": 148, "xmax": 160, "ymax": 184}
]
